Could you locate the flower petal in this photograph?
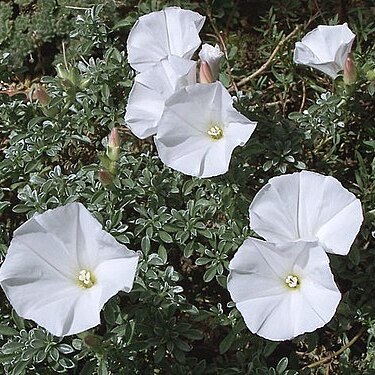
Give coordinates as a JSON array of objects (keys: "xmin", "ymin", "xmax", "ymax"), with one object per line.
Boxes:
[
  {"xmin": 95, "ymin": 255, "xmax": 139, "ymax": 296},
  {"xmin": 249, "ymin": 173, "xmax": 302, "ymax": 242},
  {"xmin": 127, "ymin": 7, "xmax": 205, "ymax": 72},
  {"xmin": 25, "ymin": 286, "xmax": 105, "ymax": 337},
  {"xmin": 249, "ymin": 171, "xmax": 363, "ymax": 255},
  {"xmin": 125, "ymin": 56, "xmax": 196, "ymax": 139},
  {"xmin": 198, "ymin": 43, "xmax": 224, "ymax": 80},
  {"xmin": 0, "ymin": 203, "xmax": 140, "ymax": 336},
  {"xmin": 0, "ymin": 240, "xmax": 86, "ymax": 336},
  {"xmin": 15, "ymin": 203, "xmax": 103, "ymax": 268},
  {"xmin": 293, "ymin": 23, "xmax": 355, "ymax": 78},
  {"xmin": 228, "ymin": 239, "xmax": 341, "ymax": 341},
  {"xmin": 155, "ymin": 82, "xmax": 256, "ymax": 178}
]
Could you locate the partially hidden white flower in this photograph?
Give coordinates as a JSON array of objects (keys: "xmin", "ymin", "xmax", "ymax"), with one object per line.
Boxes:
[
  {"xmin": 0, "ymin": 203, "xmax": 139, "ymax": 337},
  {"xmin": 199, "ymin": 43, "xmax": 224, "ymax": 81},
  {"xmin": 127, "ymin": 7, "xmax": 205, "ymax": 73},
  {"xmin": 293, "ymin": 23, "xmax": 356, "ymax": 78},
  {"xmin": 154, "ymin": 81, "xmax": 257, "ymax": 178},
  {"xmin": 125, "ymin": 56, "xmax": 196, "ymax": 139},
  {"xmin": 249, "ymin": 171, "xmax": 363, "ymax": 255},
  {"xmin": 227, "ymin": 238, "xmax": 341, "ymax": 341}
]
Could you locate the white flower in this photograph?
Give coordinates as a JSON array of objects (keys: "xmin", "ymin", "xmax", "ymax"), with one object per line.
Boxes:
[
  {"xmin": 125, "ymin": 56, "xmax": 196, "ymax": 139},
  {"xmin": 293, "ymin": 23, "xmax": 356, "ymax": 78},
  {"xmin": 249, "ymin": 171, "xmax": 363, "ymax": 255},
  {"xmin": 154, "ymin": 81, "xmax": 257, "ymax": 178},
  {"xmin": 227, "ymin": 238, "xmax": 341, "ymax": 341},
  {"xmin": 199, "ymin": 43, "xmax": 224, "ymax": 81},
  {"xmin": 0, "ymin": 203, "xmax": 139, "ymax": 337},
  {"xmin": 127, "ymin": 7, "xmax": 205, "ymax": 73}
]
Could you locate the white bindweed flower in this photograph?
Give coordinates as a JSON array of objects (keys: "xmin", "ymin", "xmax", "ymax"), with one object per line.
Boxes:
[
  {"xmin": 249, "ymin": 171, "xmax": 363, "ymax": 255},
  {"xmin": 127, "ymin": 7, "xmax": 205, "ymax": 73},
  {"xmin": 154, "ymin": 81, "xmax": 257, "ymax": 178},
  {"xmin": 199, "ymin": 43, "xmax": 224, "ymax": 81},
  {"xmin": 227, "ymin": 238, "xmax": 341, "ymax": 341},
  {"xmin": 125, "ymin": 56, "xmax": 196, "ymax": 139},
  {"xmin": 0, "ymin": 203, "xmax": 139, "ymax": 337},
  {"xmin": 293, "ymin": 23, "xmax": 356, "ymax": 79}
]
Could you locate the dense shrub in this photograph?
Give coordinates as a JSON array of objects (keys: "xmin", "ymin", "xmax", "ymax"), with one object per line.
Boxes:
[{"xmin": 0, "ymin": 0, "xmax": 374, "ymax": 374}]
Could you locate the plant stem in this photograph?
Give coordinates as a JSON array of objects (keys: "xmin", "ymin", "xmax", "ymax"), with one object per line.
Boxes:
[{"xmin": 303, "ymin": 327, "xmax": 365, "ymax": 369}]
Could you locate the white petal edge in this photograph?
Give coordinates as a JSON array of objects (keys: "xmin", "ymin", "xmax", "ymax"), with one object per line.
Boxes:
[
  {"xmin": 293, "ymin": 23, "xmax": 355, "ymax": 78},
  {"xmin": 249, "ymin": 171, "xmax": 363, "ymax": 255},
  {"xmin": 0, "ymin": 203, "xmax": 140, "ymax": 336},
  {"xmin": 127, "ymin": 7, "xmax": 205, "ymax": 72},
  {"xmin": 125, "ymin": 56, "xmax": 196, "ymax": 139},
  {"xmin": 155, "ymin": 82, "xmax": 256, "ymax": 178},
  {"xmin": 228, "ymin": 239, "xmax": 341, "ymax": 341}
]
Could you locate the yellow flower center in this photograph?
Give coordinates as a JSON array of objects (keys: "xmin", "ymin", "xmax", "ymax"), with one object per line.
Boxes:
[
  {"xmin": 285, "ymin": 274, "xmax": 300, "ymax": 289},
  {"xmin": 207, "ymin": 125, "xmax": 224, "ymax": 140},
  {"xmin": 78, "ymin": 269, "xmax": 96, "ymax": 288}
]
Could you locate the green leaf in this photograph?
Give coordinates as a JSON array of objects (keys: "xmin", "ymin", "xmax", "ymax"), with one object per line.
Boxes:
[
  {"xmin": 203, "ymin": 266, "xmax": 217, "ymax": 282},
  {"xmin": 0, "ymin": 201, "xmax": 10, "ymax": 212},
  {"xmin": 57, "ymin": 343, "xmax": 74, "ymax": 355},
  {"xmin": 158, "ymin": 245, "xmax": 168, "ymax": 263},
  {"xmin": 276, "ymin": 357, "xmax": 288, "ymax": 374},
  {"xmin": 49, "ymin": 347, "xmax": 59, "ymax": 362},
  {"xmin": 154, "ymin": 346, "xmax": 165, "ymax": 364},
  {"xmin": 11, "ymin": 360, "xmax": 29, "ymax": 375},
  {"xmin": 195, "ymin": 257, "xmax": 211, "ymax": 266},
  {"xmin": 159, "ymin": 231, "xmax": 173, "ymax": 243},
  {"xmin": 98, "ymin": 359, "xmax": 109, "ymax": 375},
  {"xmin": 141, "ymin": 236, "xmax": 151, "ymax": 254},
  {"xmin": 219, "ymin": 330, "xmax": 236, "ymax": 354},
  {"xmin": 0, "ymin": 325, "xmax": 18, "ymax": 336}
]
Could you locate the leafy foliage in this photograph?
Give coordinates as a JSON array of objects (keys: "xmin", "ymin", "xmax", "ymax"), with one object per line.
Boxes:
[{"xmin": 0, "ymin": 0, "xmax": 374, "ymax": 374}]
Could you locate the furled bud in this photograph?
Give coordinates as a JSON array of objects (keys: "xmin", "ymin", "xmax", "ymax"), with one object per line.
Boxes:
[
  {"xmin": 199, "ymin": 61, "xmax": 214, "ymax": 84},
  {"xmin": 198, "ymin": 43, "xmax": 224, "ymax": 81},
  {"xmin": 106, "ymin": 127, "xmax": 121, "ymax": 161},
  {"xmin": 56, "ymin": 64, "xmax": 80, "ymax": 87},
  {"xmin": 98, "ymin": 169, "xmax": 113, "ymax": 186},
  {"xmin": 343, "ymin": 53, "xmax": 357, "ymax": 85}
]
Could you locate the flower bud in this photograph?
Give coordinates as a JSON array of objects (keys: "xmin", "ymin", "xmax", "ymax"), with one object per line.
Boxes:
[
  {"xmin": 98, "ymin": 169, "xmax": 113, "ymax": 186},
  {"xmin": 56, "ymin": 64, "xmax": 80, "ymax": 87},
  {"xmin": 32, "ymin": 85, "xmax": 50, "ymax": 105},
  {"xmin": 106, "ymin": 127, "xmax": 121, "ymax": 161},
  {"xmin": 198, "ymin": 43, "xmax": 224, "ymax": 81},
  {"xmin": 199, "ymin": 61, "xmax": 214, "ymax": 84},
  {"xmin": 78, "ymin": 332, "xmax": 104, "ymax": 350},
  {"xmin": 343, "ymin": 53, "xmax": 357, "ymax": 85}
]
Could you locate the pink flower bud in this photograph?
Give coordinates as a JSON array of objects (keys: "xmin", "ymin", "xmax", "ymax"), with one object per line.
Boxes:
[
  {"xmin": 198, "ymin": 44, "xmax": 224, "ymax": 81},
  {"xmin": 98, "ymin": 169, "xmax": 113, "ymax": 186},
  {"xmin": 199, "ymin": 61, "xmax": 214, "ymax": 84},
  {"xmin": 107, "ymin": 127, "xmax": 121, "ymax": 161},
  {"xmin": 108, "ymin": 127, "xmax": 120, "ymax": 148},
  {"xmin": 32, "ymin": 86, "xmax": 50, "ymax": 105},
  {"xmin": 343, "ymin": 53, "xmax": 357, "ymax": 85}
]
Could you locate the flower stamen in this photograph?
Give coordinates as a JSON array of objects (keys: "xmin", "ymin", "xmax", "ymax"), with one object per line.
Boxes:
[
  {"xmin": 78, "ymin": 269, "xmax": 95, "ymax": 288},
  {"xmin": 207, "ymin": 125, "xmax": 223, "ymax": 140},
  {"xmin": 285, "ymin": 274, "xmax": 300, "ymax": 289}
]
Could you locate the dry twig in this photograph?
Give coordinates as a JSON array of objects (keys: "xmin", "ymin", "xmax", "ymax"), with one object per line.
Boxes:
[
  {"xmin": 236, "ymin": 14, "xmax": 319, "ymax": 88},
  {"xmin": 303, "ymin": 327, "xmax": 365, "ymax": 370},
  {"xmin": 237, "ymin": 24, "xmax": 301, "ymax": 88}
]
